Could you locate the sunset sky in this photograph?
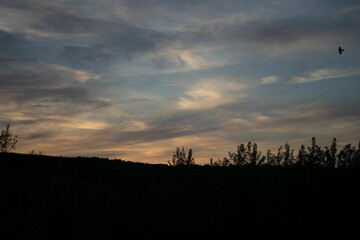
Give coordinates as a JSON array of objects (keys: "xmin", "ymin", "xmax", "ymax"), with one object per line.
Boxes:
[{"xmin": 1, "ymin": 0, "xmax": 360, "ymax": 164}]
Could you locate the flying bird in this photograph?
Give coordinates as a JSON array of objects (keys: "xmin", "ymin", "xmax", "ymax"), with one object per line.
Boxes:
[{"xmin": 338, "ymin": 46, "xmax": 344, "ymax": 54}]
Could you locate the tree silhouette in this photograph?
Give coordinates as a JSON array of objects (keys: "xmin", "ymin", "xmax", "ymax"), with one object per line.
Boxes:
[
  {"xmin": 258, "ymin": 155, "xmax": 266, "ymax": 166},
  {"xmin": 0, "ymin": 124, "xmax": 18, "ymax": 153},
  {"xmin": 251, "ymin": 142, "xmax": 261, "ymax": 166},
  {"xmin": 307, "ymin": 137, "xmax": 322, "ymax": 165},
  {"xmin": 229, "ymin": 143, "xmax": 246, "ymax": 166},
  {"xmin": 245, "ymin": 141, "xmax": 252, "ymax": 164},
  {"xmin": 337, "ymin": 144, "xmax": 356, "ymax": 168},
  {"xmin": 324, "ymin": 147, "xmax": 332, "ymax": 167},
  {"xmin": 283, "ymin": 143, "xmax": 295, "ymax": 166},
  {"xmin": 275, "ymin": 145, "xmax": 283, "ymax": 166},
  {"xmin": 266, "ymin": 149, "xmax": 275, "ymax": 165},
  {"xmin": 330, "ymin": 138, "xmax": 337, "ymax": 168},
  {"xmin": 297, "ymin": 144, "xmax": 307, "ymax": 166},
  {"xmin": 187, "ymin": 148, "xmax": 195, "ymax": 165},
  {"xmin": 169, "ymin": 146, "xmax": 195, "ymax": 166}
]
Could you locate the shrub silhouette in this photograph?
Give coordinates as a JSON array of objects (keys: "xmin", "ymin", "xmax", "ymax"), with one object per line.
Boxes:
[{"xmin": 0, "ymin": 124, "xmax": 18, "ymax": 153}]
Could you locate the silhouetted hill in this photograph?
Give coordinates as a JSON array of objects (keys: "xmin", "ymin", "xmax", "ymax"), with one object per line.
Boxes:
[{"xmin": 1, "ymin": 152, "xmax": 360, "ymax": 239}]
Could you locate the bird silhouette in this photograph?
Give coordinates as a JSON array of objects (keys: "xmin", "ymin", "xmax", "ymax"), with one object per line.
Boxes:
[{"xmin": 338, "ymin": 46, "xmax": 344, "ymax": 54}]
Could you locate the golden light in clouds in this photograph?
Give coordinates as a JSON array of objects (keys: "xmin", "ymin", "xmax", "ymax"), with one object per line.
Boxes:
[
  {"xmin": 56, "ymin": 66, "xmax": 101, "ymax": 83},
  {"xmin": 178, "ymin": 79, "xmax": 245, "ymax": 110}
]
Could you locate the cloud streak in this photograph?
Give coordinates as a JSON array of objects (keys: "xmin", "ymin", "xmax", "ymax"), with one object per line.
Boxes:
[{"xmin": 291, "ymin": 68, "xmax": 360, "ymax": 84}]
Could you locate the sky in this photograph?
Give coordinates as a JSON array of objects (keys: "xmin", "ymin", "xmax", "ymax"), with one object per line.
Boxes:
[{"xmin": 1, "ymin": 0, "xmax": 360, "ymax": 164}]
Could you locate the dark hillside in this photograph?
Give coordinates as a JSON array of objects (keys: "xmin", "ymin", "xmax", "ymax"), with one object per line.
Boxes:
[{"xmin": 1, "ymin": 153, "xmax": 360, "ymax": 239}]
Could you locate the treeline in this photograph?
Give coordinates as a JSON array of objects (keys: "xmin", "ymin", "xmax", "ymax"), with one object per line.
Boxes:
[
  {"xmin": 209, "ymin": 137, "xmax": 360, "ymax": 168},
  {"xmin": 169, "ymin": 137, "xmax": 360, "ymax": 168}
]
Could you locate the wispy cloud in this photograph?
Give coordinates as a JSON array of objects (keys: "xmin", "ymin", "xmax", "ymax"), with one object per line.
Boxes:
[
  {"xmin": 261, "ymin": 76, "xmax": 281, "ymax": 84},
  {"xmin": 55, "ymin": 65, "xmax": 101, "ymax": 83},
  {"xmin": 178, "ymin": 79, "xmax": 245, "ymax": 110},
  {"xmin": 291, "ymin": 68, "xmax": 360, "ymax": 84},
  {"xmin": 0, "ymin": 59, "xmax": 101, "ymax": 89}
]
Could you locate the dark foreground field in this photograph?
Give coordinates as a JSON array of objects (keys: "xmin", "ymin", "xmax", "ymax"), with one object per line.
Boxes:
[{"xmin": 1, "ymin": 153, "xmax": 360, "ymax": 239}]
